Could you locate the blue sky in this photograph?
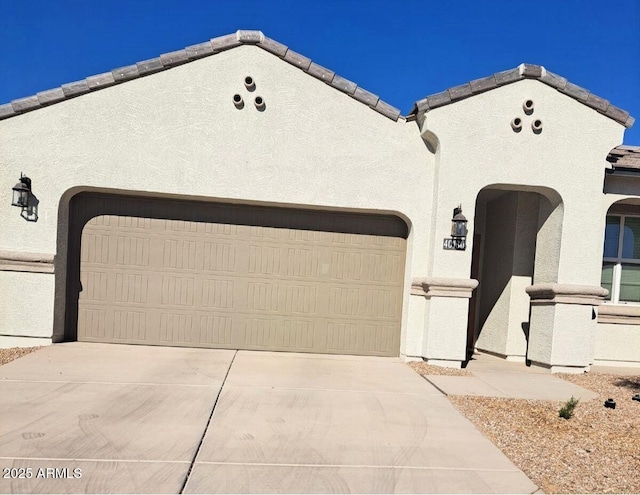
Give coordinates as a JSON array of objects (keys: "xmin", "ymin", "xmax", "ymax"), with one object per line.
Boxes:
[{"xmin": 1, "ymin": 0, "xmax": 639, "ymax": 143}]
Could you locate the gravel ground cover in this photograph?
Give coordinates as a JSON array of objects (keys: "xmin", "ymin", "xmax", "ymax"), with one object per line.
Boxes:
[
  {"xmin": 447, "ymin": 373, "xmax": 640, "ymax": 494},
  {"xmin": 0, "ymin": 346, "xmax": 42, "ymax": 366},
  {"xmin": 407, "ymin": 360, "xmax": 474, "ymax": 376}
]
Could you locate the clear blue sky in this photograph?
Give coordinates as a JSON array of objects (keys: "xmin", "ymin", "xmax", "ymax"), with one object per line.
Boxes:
[{"xmin": 1, "ymin": 0, "xmax": 639, "ymax": 143}]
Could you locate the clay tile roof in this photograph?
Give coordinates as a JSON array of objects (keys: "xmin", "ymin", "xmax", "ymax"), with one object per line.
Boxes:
[
  {"xmin": 411, "ymin": 63, "xmax": 634, "ymax": 128},
  {"xmin": 607, "ymin": 145, "xmax": 640, "ymax": 170},
  {"xmin": 0, "ymin": 30, "xmax": 401, "ymax": 122}
]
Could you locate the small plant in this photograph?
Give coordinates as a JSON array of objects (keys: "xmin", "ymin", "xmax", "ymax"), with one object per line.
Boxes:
[{"xmin": 559, "ymin": 396, "xmax": 580, "ymax": 419}]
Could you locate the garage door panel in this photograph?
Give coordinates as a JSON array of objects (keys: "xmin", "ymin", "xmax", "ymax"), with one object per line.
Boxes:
[{"xmin": 73, "ymin": 195, "xmax": 406, "ymax": 356}]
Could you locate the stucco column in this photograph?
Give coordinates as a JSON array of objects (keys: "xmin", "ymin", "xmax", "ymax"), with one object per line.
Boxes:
[
  {"xmin": 413, "ymin": 277, "xmax": 478, "ymax": 368},
  {"xmin": 526, "ymin": 283, "xmax": 608, "ymax": 372}
]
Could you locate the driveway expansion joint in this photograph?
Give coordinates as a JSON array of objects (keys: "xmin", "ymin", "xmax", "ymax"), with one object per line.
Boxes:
[
  {"xmin": 420, "ymin": 375, "xmax": 449, "ymax": 396},
  {"xmin": 179, "ymin": 350, "xmax": 237, "ymax": 494},
  {"xmin": 195, "ymin": 461, "xmax": 523, "ymax": 472},
  {"xmin": 0, "ymin": 456, "xmax": 190, "ymax": 464}
]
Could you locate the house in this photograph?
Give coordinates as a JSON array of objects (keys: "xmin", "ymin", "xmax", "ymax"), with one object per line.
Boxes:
[{"xmin": 1, "ymin": 30, "xmax": 638, "ymax": 372}]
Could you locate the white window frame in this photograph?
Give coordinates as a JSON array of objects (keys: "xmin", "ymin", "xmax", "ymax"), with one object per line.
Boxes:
[{"xmin": 603, "ymin": 214, "xmax": 640, "ymax": 305}]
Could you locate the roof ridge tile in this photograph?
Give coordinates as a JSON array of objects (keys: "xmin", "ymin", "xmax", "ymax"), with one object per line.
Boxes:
[
  {"xmin": 236, "ymin": 30, "xmax": 263, "ymax": 44},
  {"xmin": 469, "ymin": 75, "xmax": 497, "ymax": 94},
  {"xmin": 112, "ymin": 64, "xmax": 140, "ymax": 82},
  {"xmin": 258, "ymin": 36, "xmax": 288, "ymax": 58},
  {"xmin": 330, "ymin": 75, "xmax": 358, "ymax": 96},
  {"xmin": 160, "ymin": 49, "xmax": 189, "ymax": 68},
  {"xmin": 284, "ymin": 49, "xmax": 312, "ymax": 70},
  {"xmin": 210, "ymin": 33, "xmax": 240, "ymax": 51},
  {"xmin": 306, "ymin": 62, "xmax": 335, "ymax": 83},
  {"xmin": 519, "ymin": 63, "xmax": 543, "ymax": 78},
  {"xmin": 11, "ymin": 95, "xmax": 40, "ymax": 112},
  {"xmin": 448, "ymin": 83, "xmax": 473, "ymax": 101},
  {"xmin": 136, "ymin": 57, "xmax": 164, "ymax": 76},
  {"xmin": 185, "ymin": 41, "xmax": 214, "ymax": 59},
  {"xmin": 494, "ymin": 67, "xmax": 521, "ymax": 85},
  {"xmin": 352, "ymin": 87, "xmax": 379, "ymax": 107},
  {"xmin": 0, "ymin": 103, "xmax": 15, "ymax": 118},
  {"xmin": 86, "ymin": 72, "xmax": 116, "ymax": 90},
  {"xmin": 374, "ymin": 100, "xmax": 401, "ymax": 121},
  {"xmin": 61, "ymin": 80, "xmax": 90, "ymax": 97},
  {"xmin": 36, "ymin": 88, "xmax": 65, "ymax": 106}
]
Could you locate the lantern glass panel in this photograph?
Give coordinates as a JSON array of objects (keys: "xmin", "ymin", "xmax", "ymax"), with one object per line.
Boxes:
[
  {"xmin": 452, "ymin": 221, "xmax": 467, "ymax": 237},
  {"xmin": 12, "ymin": 187, "xmax": 28, "ymax": 207}
]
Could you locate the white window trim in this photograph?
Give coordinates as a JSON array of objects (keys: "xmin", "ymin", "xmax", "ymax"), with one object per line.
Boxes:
[{"xmin": 603, "ymin": 214, "xmax": 640, "ymax": 305}]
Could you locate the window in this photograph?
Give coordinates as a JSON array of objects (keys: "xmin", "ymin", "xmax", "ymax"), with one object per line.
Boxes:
[{"xmin": 602, "ymin": 215, "xmax": 640, "ymax": 303}]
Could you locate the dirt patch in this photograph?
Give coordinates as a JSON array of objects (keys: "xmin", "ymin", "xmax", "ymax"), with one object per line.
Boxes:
[
  {"xmin": 0, "ymin": 346, "xmax": 43, "ymax": 366},
  {"xmin": 449, "ymin": 373, "xmax": 640, "ymax": 494}
]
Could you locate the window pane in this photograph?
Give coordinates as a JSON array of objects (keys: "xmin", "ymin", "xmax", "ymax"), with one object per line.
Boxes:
[
  {"xmin": 619, "ymin": 264, "xmax": 640, "ymax": 303},
  {"xmin": 622, "ymin": 217, "xmax": 640, "ymax": 259},
  {"xmin": 603, "ymin": 216, "xmax": 620, "ymax": 258},
  {"xmin": 600, "ymin": 262, "xmax": 614, "ymax": 301}
]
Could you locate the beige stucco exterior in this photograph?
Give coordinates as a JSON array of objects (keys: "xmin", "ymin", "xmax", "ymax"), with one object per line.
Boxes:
[
  {"xmin": 414, "ymin": 78, "xmax": 631, "ymax": 371},
  {"xmin": 1, "ymin": 34, "xmax": 638, "ymax": 369},
  {"xmin": 0, "ymin": 45, "xmax": 430, "ymax": 354}
]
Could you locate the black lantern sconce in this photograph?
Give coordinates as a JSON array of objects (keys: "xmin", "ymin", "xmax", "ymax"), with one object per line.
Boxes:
[
  {"xmin": 11, "ymin": 174, "xmax": 38, "ymax": 222},
  {"xmin": 443, "ymin": 204, "xmax": 468, "ymax": 250},
  {"xmin": 12, "ymin": 175, "xmax": 31, "ymax": 208},
  {"xmin": 451, "ymin": 204, "xmax": 468, "ymax": 239}
]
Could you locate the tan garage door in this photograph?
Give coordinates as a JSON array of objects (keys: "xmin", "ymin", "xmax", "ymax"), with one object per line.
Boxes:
[{"xmin": 70, "ymin": 194, "xmax": 407, "ymax": 356}]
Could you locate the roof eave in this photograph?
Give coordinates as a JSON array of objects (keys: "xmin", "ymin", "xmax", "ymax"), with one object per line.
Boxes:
[
  {"xmin": 0, "ymin": 30, "xmax": 402, "ymax": 123},
  {"xmin": 411, "ymin": 63, "xmax": 634, "ymax": 129}
]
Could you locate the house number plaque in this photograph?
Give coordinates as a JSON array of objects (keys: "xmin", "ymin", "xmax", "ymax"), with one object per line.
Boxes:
[{"xmin": 443, "ymin": 238, "xmax": 466, "ymax": 250}]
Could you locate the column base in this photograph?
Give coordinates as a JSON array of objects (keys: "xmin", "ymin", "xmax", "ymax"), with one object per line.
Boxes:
[
  {"xmin": 0, "ymin": 335, "xmax": 53, "ymax": 348},
  {"xmin": 474, "ymin": 347, "xmax": 526, "ymax": 363},
  {"xmin": 529, "ymin": 360, "xmax": 590, "ymax": 374}
]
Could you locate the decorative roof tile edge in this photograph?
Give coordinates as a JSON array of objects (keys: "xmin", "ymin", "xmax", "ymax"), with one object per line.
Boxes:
[
  {"xmin": 0, "ymin": 30, "xmax": 402, "ymax": 123},
  {"xmin": 607, "ymin": 145, "xmax": 640, "ymax": 170},
  {"xmin": 411, "ymin": 63, "xmax": 634, "ymax": 128}
]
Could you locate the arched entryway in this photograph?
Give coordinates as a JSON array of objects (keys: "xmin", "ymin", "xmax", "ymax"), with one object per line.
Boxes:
[{"xmin": 466, "ymin": 185, "xmax": 563, "ymax": 361}]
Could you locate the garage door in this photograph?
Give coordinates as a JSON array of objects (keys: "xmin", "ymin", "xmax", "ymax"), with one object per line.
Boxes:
[{"xmin": 70, "ymin": 194, "xmax": 407, "ymax": 356}]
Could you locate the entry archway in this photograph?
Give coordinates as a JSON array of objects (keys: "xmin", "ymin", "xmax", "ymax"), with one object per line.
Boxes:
[{"xmin": 466, "ymin": 185, "xmax": 563, "ymax": 361}]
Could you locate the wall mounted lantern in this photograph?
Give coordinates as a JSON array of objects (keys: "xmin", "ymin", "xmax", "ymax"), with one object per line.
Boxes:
[
  {"xmin": 11, "ymin": 174, "xmax": 38, "ymax": 222},
  {"xmin": 12, "ymin": 174, "xmax": 31, "ymax": 208},
  {"xmin": 443, "ymin": 204, "xmax": 468, "ymax": 251},
  {"xmin": 451, "ymin": 205, "xmax": 468, "ymax": 238}
]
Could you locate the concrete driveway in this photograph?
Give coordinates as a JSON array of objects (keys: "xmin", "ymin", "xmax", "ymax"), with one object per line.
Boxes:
[{"xmin": 0, "ymin": 343, "xmax": 538, "ymax": 494}]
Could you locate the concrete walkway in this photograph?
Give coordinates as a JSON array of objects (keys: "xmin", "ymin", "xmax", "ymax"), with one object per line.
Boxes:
[
  {"xmin": 0, "ymin": 343, "xmax": 539, "ymax": 494},
  {"xmin": 424, "ymin": 352, "xmax": 599, "ymax": 401}
]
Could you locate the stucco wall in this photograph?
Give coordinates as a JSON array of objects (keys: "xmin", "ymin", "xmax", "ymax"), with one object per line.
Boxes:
[
  {"xmin": 420, "ymin": 79, "xmax": 624, "ymax": 287},
  {"xmin": 506, "ymin": 192, "xmax": 538, "ymax": 357},
  {"xmin": 418, "ymin": 78, "xmax": 626, "ymax": 367},
  {"xmin": 422, "ymin": 296, "xmax": 467, "ymax": 363},
  {"xmin": 0, "ymin": 271, "xmax": 54, "ymax": 339},
  {"xmin": 595, "ymin": 323, "xmax": 640, "ymax": 365},
  {"xmin": 0, "ymin": 45, "xmax": 432, "ymax": 352}
]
